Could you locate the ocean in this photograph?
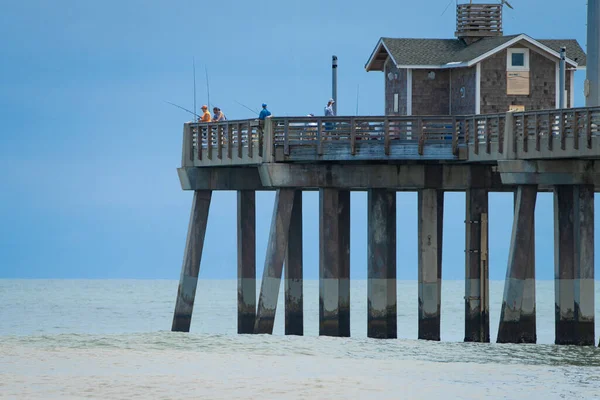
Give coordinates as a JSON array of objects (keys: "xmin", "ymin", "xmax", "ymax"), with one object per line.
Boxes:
[{"xmin": 1, "ymin": 279, "xmax": 600, "ymax": 399}]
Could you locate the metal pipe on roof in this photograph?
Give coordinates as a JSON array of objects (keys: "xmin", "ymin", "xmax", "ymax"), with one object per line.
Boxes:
[
  {"xmin": 586, "ymin": 0, "xmax": 600, "ymax": 106},
  {"xmin": 332, "ymin": 55, "xmax": 338, "ymax": 115},
  {"xmin": 559, "ymin": 47, "xmax": 566, "ymax": 109}
]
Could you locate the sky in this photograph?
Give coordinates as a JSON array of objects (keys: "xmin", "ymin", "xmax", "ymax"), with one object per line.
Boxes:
[{"xmin": 0, "ymin": 0, "xmax": 594, "ymax": 280}]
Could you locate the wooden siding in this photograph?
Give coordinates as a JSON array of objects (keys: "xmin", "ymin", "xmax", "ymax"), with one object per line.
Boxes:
[
  {"xmin": 450, "ymin": 67, "xmax": 476, "ymax": 115},
  {"xmin": 384, "ymin": 58, "xmax": 407, "ymax": 115},
  {"xmin": 412, "ymin": 69, "xmax": 451, "ymax": 116},
  {"xmin": 480, "ymin": 47, "xmax": 565, "ymax": 114}
]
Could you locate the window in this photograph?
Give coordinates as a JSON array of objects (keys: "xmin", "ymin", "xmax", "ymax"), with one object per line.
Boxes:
[
  {"xmin": 393, "ymin": 93, "xmax": 399, "ymax": 113},
  {"xmin": 507, "ymin": 48, "xmax": 530, "ymax": 71}
]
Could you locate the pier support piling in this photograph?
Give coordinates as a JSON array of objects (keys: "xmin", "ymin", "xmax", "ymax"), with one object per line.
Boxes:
[
  {"xmin": 319, "ymin": 188, "xmax": 351, "ymax": 337},
  {"xmin": 237, "ymin": 190, "xmax": 256, "ymax": 334},
  {"xmin": 464, "ymin": 188, "xmax": 490, "ymax": 342},
  {"xmin": 573, "ymin": 185, "xmax": 595, "ymax": 345},
  {"xmin": 554, "ymin": 185, "xmax": 595, "ymax": 345},
  {"xmin": 497, "ymin": 185, "xmax": 537, "ymax": 343},
  {"xmin": 285, "ymin": 191, "xmax": 303, "ymax": 336},
  {"xmin": 254, "ymin": 189, "xmax": 296, "ymax": 334},
  {"xmin": 172, "ymin": 190, "xmax": 212, "ymax": 332},
  {"xmin": 367, "ymin": 189, "xmax": 397, "ymax": 339},
  {"xmin": 418, "ymin": 189, "xmax": 443, "ymax": 341}
]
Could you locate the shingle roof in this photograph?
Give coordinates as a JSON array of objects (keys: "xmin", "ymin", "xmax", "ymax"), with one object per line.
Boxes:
[
  {"xmin": 367, "ymin": 34, "xmax": 586, "ymax": 70},
  {"xmin": 537, "ymin": 39, "xmax": 587, "ymax": 66}
]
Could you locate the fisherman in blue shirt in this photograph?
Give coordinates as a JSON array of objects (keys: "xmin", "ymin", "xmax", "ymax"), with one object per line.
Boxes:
[{"xmin": 258, "ymin": 103, "xmax": 272, "ymax": 120}]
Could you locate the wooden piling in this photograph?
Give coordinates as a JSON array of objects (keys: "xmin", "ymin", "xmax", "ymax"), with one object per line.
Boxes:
[
  {"xmin": 237, "ymin": 190, "xmax": 256, "ymax": 334},
  {"xmin": 554, "ymin": 185, "xmax": 576, "ymax": 345},
  {"xmin": 497, "ymin": 185, "xmax": 537, "ymax": 343},
  {"xmin": 367, "ymin": 189, "xmax": 397, "ymax": 339},
  {"xmin": 254, "ymin": 189, "xmax": 296, "ymax": 334},
  {"xmin": 172, "ymin": 190, "xmax": 212, "ymax": 332},
  {"xmin": 319, "ymin": 188, "xmax": 351, "ymax": 337},
  {"xmin": 573, "ymin": 185, "xmax": 595, "ymax": 345},
  {"xmin": 285, "ymin": 190, "xmax": 303, "ymax": 336},
  {"xmin": 464, "ymin": 188, "xmax": 490, "ymax": 342},
  {"xmin": 418, "ymin": 189, "xmax": 443, "ymax": 341}
]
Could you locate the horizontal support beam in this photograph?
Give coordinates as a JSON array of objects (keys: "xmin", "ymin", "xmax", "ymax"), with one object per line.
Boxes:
[
  {"xmin": 178, "ymin": 167, "xmax": 265, "ymax": 190},
  {"xmin": 259, "ymin": 164, "xmax": 505, "ymax": 191},
  {"xmin": 498, "ymin": 160, "xmax": 600, "ymax": 186}
]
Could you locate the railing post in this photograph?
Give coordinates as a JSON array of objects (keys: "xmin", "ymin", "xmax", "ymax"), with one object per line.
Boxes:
[
  {"xmin": 237, "ymin": 123, "xmax": 243, "ymax": 158},
  {"xmin": 350, "ymin": 117, "xmax": 356, "ymax": 155},
  {"xmin": 207, "ymin": 124, "xmax": 213, "ymax": 160},
  {"xmin": 503, "ymin": 111, "xmax": 515, "ymax": 160},
  {"xmin": 535, "ymin": 113, "xmax": 540, "ymax": 152},
  {"xmin": 217, "ymin": 124, "xmax": 223, "ymax": 160},
  {"xmin": 547, "ymin": 113, "xmax": 553, "ymax": 151},
  {"xmin": 522, "ymin": 115, "xmax": 528, "ymax": 153},
  {"xmin": 384, "ymin": 117, "xmax": 390, "ymax": 155},
  {"xmin": 474, "ymin": 117, "xmax": 479, "ymax": 155},
  {"xmin": 182, "ymin": 123, "xmax": 194, "ymax": 167},
  {"xmin": 248, "ymin": 122, "xmax": 253, "ymax": 158},
  {"xmin": 485, "ymin": 117, "xmax": 491, "ymax": 154},
  {"xmin": 317, "ymin": 119, "xmax": 323, "ymax": 156},
  {"xmin": 227, "ymin": 123, "xmax": 233, "ymax": 159},
  {"xmin": 574, "ymin": 111, "xmax": 580, "ymax": 150},
  {"xmin": 417, "ymin": 118, "xmax": 424, "ymax": 156},
  {"xmin": 284, "ymin": 119, "xmax": 290, "ymax": 156},
  {"xmin": 452, "ymin": 117, "xmax": 458, "ymax": 156},
  {"xmin": 560, "ymin": 110, "xmax": 566, "ymax": 150},
  {"xmin": 263, "ymin": 118, "xmax": 274, "ymax": 163},
  {"xmin": 586, "ymin": 110, "xmax": 592, "ymax": 149}
]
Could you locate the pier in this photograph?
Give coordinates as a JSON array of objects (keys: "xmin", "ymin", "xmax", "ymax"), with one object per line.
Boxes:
[{"xmin": 172, "ymin": 107, "xmax": 600, "ymax": 346}]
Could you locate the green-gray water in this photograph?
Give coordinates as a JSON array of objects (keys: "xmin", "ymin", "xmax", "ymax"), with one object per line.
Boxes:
[{"xmin": 1, "ymin": 280, "xmax": 599, "ymax": 399}]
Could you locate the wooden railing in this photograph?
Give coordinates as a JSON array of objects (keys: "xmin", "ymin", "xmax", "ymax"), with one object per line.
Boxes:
[
  {"xmin": 182, "ymin": 119, "xmax": 262, "ymax": 166},
  {"xmin": 180, "ymin": 107, "xmax": 600, "ymax": 167},
  {"xmin": 513, "ymin": 107, "xmax": 600, "ymax": 153},
  {"xmin": 270, "ymin": 116, "xmax": 470, "ymax": 160}
]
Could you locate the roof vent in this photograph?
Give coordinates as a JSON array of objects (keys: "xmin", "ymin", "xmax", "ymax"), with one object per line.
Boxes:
[{"xmin": 456, "ymin": 3, "xmax": 503, "ymax": 42}]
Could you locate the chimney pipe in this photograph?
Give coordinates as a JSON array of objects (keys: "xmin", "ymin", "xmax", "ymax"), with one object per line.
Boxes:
[
  {"xmin": 586, "ymin": 0, "xmax": 600, "ymax": 106},
  {"xmin": 332, "ymin": 55, "xmax": 338, "ymax": 115}
]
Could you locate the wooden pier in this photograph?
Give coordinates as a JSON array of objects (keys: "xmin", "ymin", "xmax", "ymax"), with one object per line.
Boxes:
[{"xmin": 173, "ymin": 107, "xmax": 600, "ymax": 346}]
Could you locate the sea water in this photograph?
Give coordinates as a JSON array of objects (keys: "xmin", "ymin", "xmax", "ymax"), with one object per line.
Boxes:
[{"xmin": 1, "ymin": 279, "xmax": 600, "ymax": 399}]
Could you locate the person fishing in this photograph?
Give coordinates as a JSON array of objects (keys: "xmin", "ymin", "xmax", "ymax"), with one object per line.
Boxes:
[
  {"xmin": 213, "ymin": 107, "xmax": 226, "ymax": 122},
  {"xmin": 258, "ymin": 103, "xmax": 271, "ymax": 120},
  {"xmin": 199, "ymin": 105, "xmax": 212, "ymax": 122}
]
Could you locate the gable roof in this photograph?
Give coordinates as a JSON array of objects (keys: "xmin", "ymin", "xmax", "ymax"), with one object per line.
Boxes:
[{"xmin": 365, "ymin": 34, "xmax": 586, "ymax": 71}]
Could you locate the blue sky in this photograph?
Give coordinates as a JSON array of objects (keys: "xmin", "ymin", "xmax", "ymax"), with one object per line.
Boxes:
[{"xmin": 0, "ymin": 0, "xmax": 593, "ymax": 280}]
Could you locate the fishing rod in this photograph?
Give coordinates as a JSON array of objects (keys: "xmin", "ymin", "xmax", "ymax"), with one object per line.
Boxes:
[
  {"xmin": 234, "ymin": 100, "xmax": 259, "ymax": 114},
  {"xmin": 205, "ymin": 66, "xmax": 211, "ymax": 109},
  {"xmin": 193, "ymin": 57, "xmax": 197, "ymax": 121},
  {"xmin": 165, "ymin": 101, "xmax": 201, "ymax": 119}
]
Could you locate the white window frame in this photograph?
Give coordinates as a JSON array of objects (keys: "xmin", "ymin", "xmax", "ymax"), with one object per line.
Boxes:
[{"xmin": 507, "ymin": 48, "xmax": 530, "ymax": 72}]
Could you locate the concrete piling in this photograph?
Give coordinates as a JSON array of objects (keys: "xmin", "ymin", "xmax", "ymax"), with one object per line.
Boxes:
[
  {"xmin": 573, "ymin": 185, "xmax": 595, "ymax": 345},
  {"xmin": 367, "ymin": 189, "xmax": 397, "ymax": 339},
  {"xmin": 319, "ymin": 188, "xmax": 351, "ymax": 337},
  {"xmin": 555, "ymin": 185, "xmax": 596, "ymax": 345},
  {"xmin": 554, "ymin": 185, "xmax": 576, "ymax": 345},
  {"xmin": 285, "ymin": 190, "xmax": 303, "ymax": 336},
  {"xmin": 254, "ymin": 189, "xmax": 296, "ymax": 334},
  {"xmin": 464, "ymin": 188, "xmax": 490, "ymax": 342},
  {"xmin": 237, "ymin": 190, "xmax": 256, "ymax": 334},
  {"xmin": 418, "ymin": 189, "xmax": 443, "ymax": 341},
  {"xmin": 497, "ymin": 185, "xmax": 537, "ymax": 343},
  {"xmin": 172, "ymin": 190, "xmax": 213, "ymax": 332}
]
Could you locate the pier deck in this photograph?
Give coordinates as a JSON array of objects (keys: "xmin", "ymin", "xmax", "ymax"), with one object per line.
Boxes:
[{"xmin": 173, "ymin": 106, "xmax": 600, "ymax": 346}]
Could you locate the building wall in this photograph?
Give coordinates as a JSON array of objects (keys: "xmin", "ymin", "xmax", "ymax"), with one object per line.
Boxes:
[
  {"xmin": 480, "ymin": 47, "xmax": 567, "ymax": 113},
  {"xmin": 450, "ymin": 67, "xmax": 476, "ymax": 115},
  {"xmin": 411, "ymin": 69, "xmax": 450, "ymax": 115},
  {"xmin": 384, "ymin": 58, "xmax": 407, "ymax": 115}
]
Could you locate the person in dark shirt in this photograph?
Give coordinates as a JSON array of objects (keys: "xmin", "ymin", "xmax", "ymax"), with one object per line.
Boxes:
[{"xmin": 258, "ymin": 103, "xmax": 272, "ymax": 120}]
